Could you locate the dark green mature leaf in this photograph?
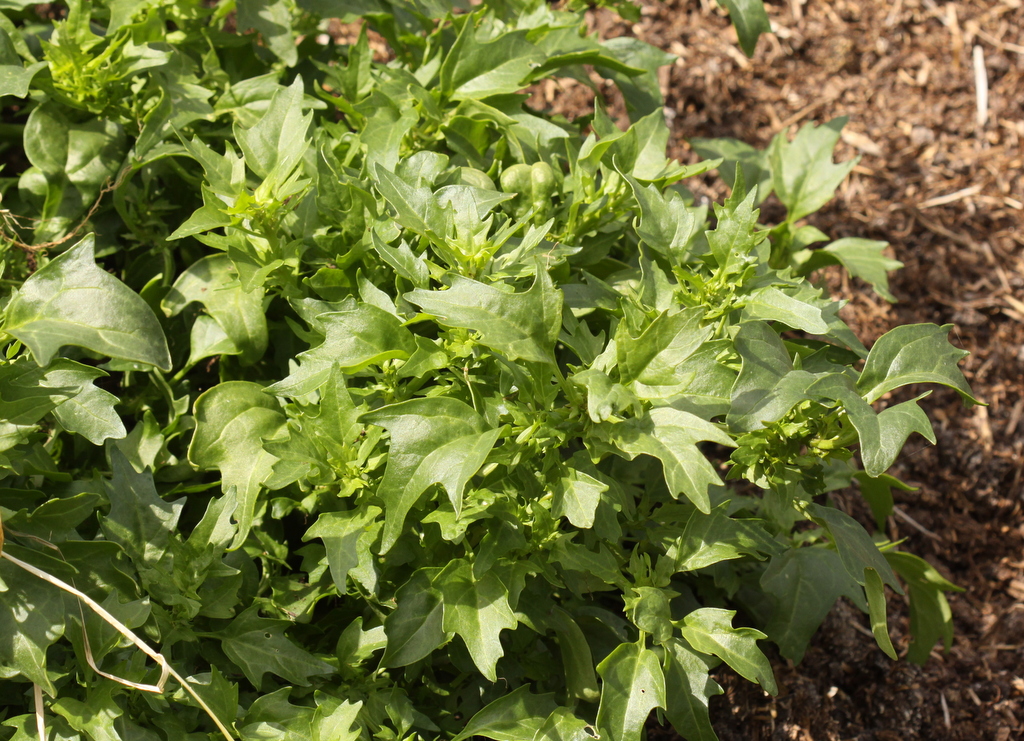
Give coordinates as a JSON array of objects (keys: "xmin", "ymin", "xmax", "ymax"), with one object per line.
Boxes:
[
  {"xmin": 761, "ymin": 547, "xmax": 864, "ymax": 663},
  {"xmin": 162, "ymin": 254, "xmax": 268, "ymax": 367},
  {"xmin": 855, "ymin": 471, "xmax": 915, "ymax": 531},
  {"xmin": 717, "ymin": 0, "xmax": 771, "ymax": 57},
  {"xmin": 102, "ymin": 449, "xmax": 182, "ymax": 569},
  {"xmin": 596, "ymin": 642, "xmax": 666, "ymax": 741},
  {"xmin": 382, "ymin": 568, "xmax": 446, "ymax": 668},
  {"xmin": 189, "ymin": 382, "xmax": 287, "ymax": 549},
  {"xmin": 438, "ymin": 559, "xmax": 517, "ymax": 680},
  {"xmin": 407, "ymin": 271, "xmax": 562, "ymax": 364},
  {"xmin": 304, "ymin": 506, "xmax": 381, "ymax": 593},
  {"xmin": 662, "ymin": 638, "xmax": 723, "ymax": 741},
  {"xmin": 0, "ymin": 558, "xmax": 65, "ymax": 694},
  {"xmin": 238, "ymin": 0, "xmax": 298, "ymax": 67},
  {"xmin": 691, "ymin": 136, "xmax": 772, "ymax": 202},
  {"xmin": 857, "ymin": 324, "xmax": 977, "ymax": 404},
  {"xmin": 218, "ymin": 607, "xmax": 334, "ymax": 686},
  {"xmin": 51, "ymin": 378, "xmax": 125, "ymax": 444},
  {"xmin": 678, "ymin": 608, "xmax": 776, "ymax": 694},
  {"xmin": 886, "ymin": 551, "xmax": 962, "ymax": 665},
  {"xmin": 769, "ymin": 117, "xmax": 857, "ymax": 222},
  {"xmin": 805, "ymin": 503, "xmax": 900, "ymax": 592},
  {"xmin": 51, "ymin": 682, "xmax": 124, "ymax": 741},
  {"xmin": 5, "ymin": 236, "xmax": 171, "ymax": 370},
  {"xmin": 362, "ymin": 397, "xmax": 499, "ymax": 552}
]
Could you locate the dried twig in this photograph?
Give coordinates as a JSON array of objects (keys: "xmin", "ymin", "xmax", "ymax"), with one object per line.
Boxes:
[
  {"xmin": 893, "ymin": 506, "xmax": 942, "ymax": 541},
  {"xmin": 919, "ymin": 185, "xmax": 982, "ymax": 209},
  {"xmin": 0, "ymin": 165, "xmax": 131, "ymax": 253},
  {"xmin": 1, "ymin": 545, "xmax": 235, "ymax": 741}
]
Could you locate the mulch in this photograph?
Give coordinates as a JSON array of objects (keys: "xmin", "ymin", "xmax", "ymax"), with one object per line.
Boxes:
[{"xmin": 574, "ymin": 0, "xmax": 1024, "ymax": 738}]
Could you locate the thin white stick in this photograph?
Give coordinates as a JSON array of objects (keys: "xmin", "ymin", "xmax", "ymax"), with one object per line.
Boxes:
[
  {"xmin": 2, "ymin": 550, "xmax": 235, "ymax": 741},
  {"xmin": 34, "ymin": 683, "xmax": 45, "ymax": 741},
  {"xmin": 973, "ymin": 45, "xmax": 988, "ymax": 128},
  {"xmin": 919, "ymin": 184, "xmax": 982, "ymax": 209}
]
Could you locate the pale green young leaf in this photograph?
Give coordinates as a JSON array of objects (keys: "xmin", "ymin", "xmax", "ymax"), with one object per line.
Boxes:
[
  {"xmin": 717, "ymin": 0, "xmax": 771, "ymax": 57},
  {"xmin": 705, "ymin": 175, "xmax": 763, "ymax": 270},
  {"xmin": 571, "ymin": 368, "xmax": 640, "ymax": 423},
  {"xmin": 452, "ymin": 685, "xmax": 556, "ymax": 741},
  {"xmin": 312, "ymin": 695, "xmax": 362, "ymax": 741},
  {"xmin": 616, "ymin": 307, "xmax": 711, "ymax": 398},
  {"xmin": 662, "ymin": 638, "xmax": 723, "ymax": 741},
  {"xmin": 189, "ymin": 382, "xmax": 287, "ymax": 549},
  {"xmin": 552, "ymin": 463, "xmax": 608, "ymax": 530},
  {"xmin": 268, "ymin": 299, "xmax": 416, "ymax": 395},
  {"xmin": 372, "ymin": 164, "xmax": 448, "ymax": 243},
  {"xmin": 864, "ymin": 567, "xmax": 897, "ymax": 660},
  {"xmin": 162, "ymin": 254, "xmax": 268, "ymax": 366},
  {"xmin": 794, "ymin": 238, "xmax": 902, "ymax": 303},
  {"xmin": 596, "ymin": 641, "xmax": 666, "ymax": 741},
  {"xmin": 439, "ymin": 18, "xmax": 543, "ymax": 100},
  {"xmin": 624, "ymin": 175, "xmax": 698, "ymax": 261},
  {"xmin": 678, "ymin": 608, "xmax": 776, "ymax": 694},
  {"xmin": 407, "ymin": 271, "xmax": 562, "ymax": 364},
  {"xmin": 671, "ymin": 503, "xmax": 782, "ymax": 572},
  {"xmin": 600, "ymin": 407, "xmax": 734, "ymax": 513},
  {"xmin": 857, "ymin": 324, "xmax": 977, "ymax": 404},
  {"xmin": 218, "ymin": 607, "xmax": 334, "ymax": 686},
  {"xmin": 362, "ymin": 397, "xmax": 499, "ymax": 552},
  {"xmin": 235, "ymin": 77, "xmax": 311, "ymax": 179},
  {"xmin": 382, "ymin": 568, "xmax": 446, "ymax": 668},
  {"xmin": 4, "ymin": 236, "xmax": 171, "ymax": 370},
  {"xmin": 439, "ymin": 559, "xmax": 518, "ymax": 681},
  {"xmin": 769, "ymin": 117, "xmax": 857, "ymax": 222}
]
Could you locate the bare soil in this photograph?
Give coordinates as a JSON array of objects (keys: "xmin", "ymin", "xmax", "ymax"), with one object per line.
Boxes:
[{"xmin": 573, "ymin": 1, "xmax": 1024, "ymax": 738}]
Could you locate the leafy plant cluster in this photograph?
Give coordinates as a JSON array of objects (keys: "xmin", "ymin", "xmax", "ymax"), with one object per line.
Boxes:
[{"xmin": 0, "ymin": 0, "xmax": 975, "ymax": 740}]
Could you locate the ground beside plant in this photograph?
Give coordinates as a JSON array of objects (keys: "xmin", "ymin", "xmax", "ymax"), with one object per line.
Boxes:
[{"xmin": 588, "ymin": 1, "xmax": 1023, "ymax": 738}]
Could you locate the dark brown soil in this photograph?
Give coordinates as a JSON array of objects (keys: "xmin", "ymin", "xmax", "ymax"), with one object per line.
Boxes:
[{"xmin": 582, "ymin": 1, "xmax": 1024, "ymax": 739}]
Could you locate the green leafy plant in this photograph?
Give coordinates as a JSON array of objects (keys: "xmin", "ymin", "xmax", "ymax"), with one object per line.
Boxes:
[{"xmin": 0, "ymin": 1, "xmax": 974, "ymax": 740}]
